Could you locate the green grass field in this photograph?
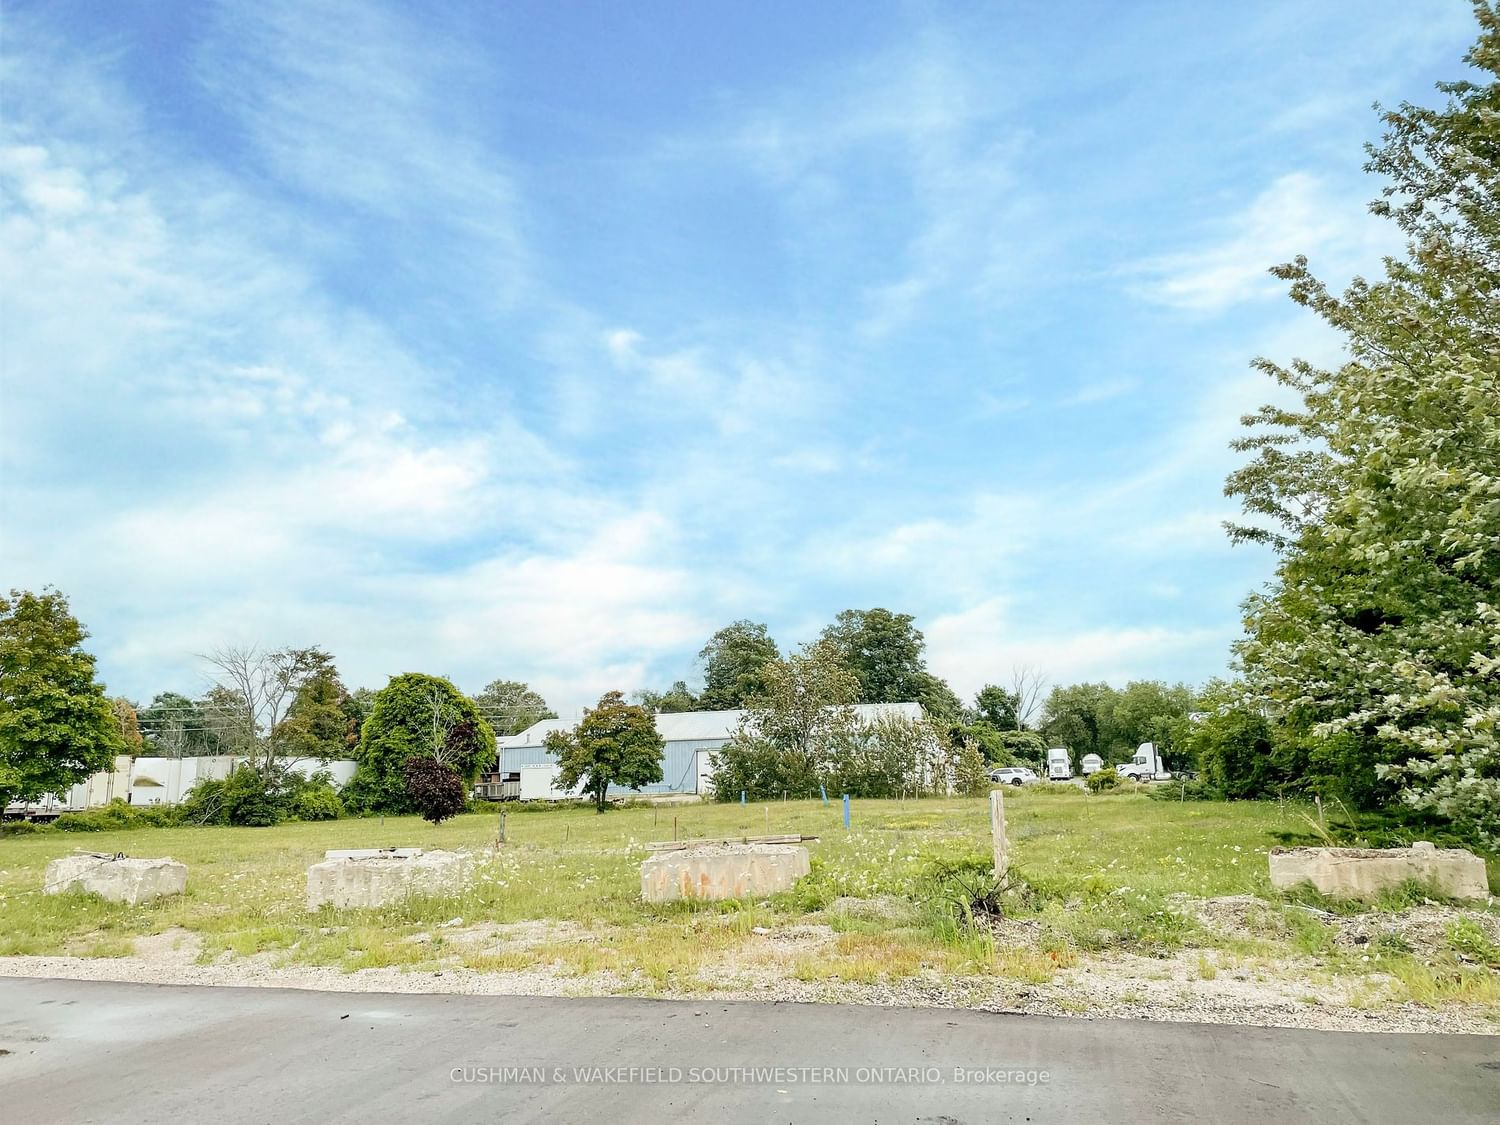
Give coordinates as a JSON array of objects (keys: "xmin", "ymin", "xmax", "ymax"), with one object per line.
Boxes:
[{"xmin": 2, "ymin": 790, "xmax": 1496, "ymax": 1008}]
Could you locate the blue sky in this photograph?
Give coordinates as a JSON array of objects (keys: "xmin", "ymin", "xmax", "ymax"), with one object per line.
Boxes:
[{"xmin": 0, "ymin": 0, "xmax": 1481, "ymax": 714}]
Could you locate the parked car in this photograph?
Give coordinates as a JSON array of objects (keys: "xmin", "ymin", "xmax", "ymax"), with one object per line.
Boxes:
[{"xmin": 989, "ymin": 766, "xmax": 1039, "ymax": 786}]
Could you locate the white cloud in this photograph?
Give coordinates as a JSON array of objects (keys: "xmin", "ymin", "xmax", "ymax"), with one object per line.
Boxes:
[
  {"xmin": 1059, "ymin": 377, "xmax": 1139, "ymax": 408},
  {"xmin": 926, "ymin": 598, "xmax": 1229, "ymax": 700},
  {"xmin": 194, "ymin": 0, "xmax": 527, "ymax": 299},
  {"xmin": 1128, "ymin": 172, "xmax": 1390, "ymax": 311}
]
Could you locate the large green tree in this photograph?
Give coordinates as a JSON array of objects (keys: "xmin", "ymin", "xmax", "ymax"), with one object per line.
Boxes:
[
  {"xmin": 275, "ymin": 654, "xmax": 356, "ymax": 760},
  {"xmin": 634, "ymin": 680, "xmax": 699, "ymax": 713},
  {"xmin": 818, "ymin": 608, "xmax": 961, "ymax": 719},
  {"xmin": 697, "ymin": 620, "xmax": 780, "ymax": 710},
  {"xmin": 1227, "ymin": 4, "xmax": 1500, "ymax": 841},
  {"xmin": 0, "ymin": 588, "xmax": 123, "ymax": 808},
  {"xmin": 974, "ymin": 684, "xmax": 1021, "ymax": 730},
  {"xmin": 713, "ymin": 640, "xmax": 951, "ymax": 800},
  {"xmin": 739, "ymin": 639, "xmax": 860, "ymax": 768},
  {"xmin": 820, "ymin": 608, "xmax": 924, "ymax": 702},
  {"xmin": 1040, "ymin": 682, "xmax": 1118, "ymax": 761},
  {"xmin": 471, "ymin": 679, "xmax": 556, "ymax": 735},
  {"xmin": 137, "ymin": 692, "xmax": 224, "ymax": 757},
  {"xmin": 345, "ymin": 673, "xmax": 496, "ymax": 813},
  {"xmin": 544, "ymin": 691, "xmax": 664, "ymax": 811},
  {"xmin": 1111, "ymin": 680, "xmax": 1194, "ymax": 759}
]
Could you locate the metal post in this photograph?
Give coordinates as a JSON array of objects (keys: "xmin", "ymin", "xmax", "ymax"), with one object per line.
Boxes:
[
  {"xmin": 740, "ymin": 790, "xmax": 746, "ymax": 806},
  {"xmin": 820, "ymin": 785, "xmax": 828, "ymax": 806},
  {"xmin": 842, "ymin": 794, "xmax": 850, "ymax": 830}
]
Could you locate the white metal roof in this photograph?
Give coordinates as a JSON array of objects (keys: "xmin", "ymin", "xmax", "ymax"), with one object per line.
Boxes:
[{"xmin": 496, "ymin": 701, "xmax": 925, "ymax": 750}]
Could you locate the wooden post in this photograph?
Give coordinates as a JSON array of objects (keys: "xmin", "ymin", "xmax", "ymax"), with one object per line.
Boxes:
[{"xmin": 990, "ymin": 789, "xmax": 1008, "ymax": 880}]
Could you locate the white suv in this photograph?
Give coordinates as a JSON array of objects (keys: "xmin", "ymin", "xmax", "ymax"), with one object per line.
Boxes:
[{"xmin": 989, "ymin": 766, "xmax": 1039, "ymax": 786}]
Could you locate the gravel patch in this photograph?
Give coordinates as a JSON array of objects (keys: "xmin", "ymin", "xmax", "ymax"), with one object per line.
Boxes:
[{"xmin": 2, "ymin": 899, "xmax": 1496, "ymax": 1035}]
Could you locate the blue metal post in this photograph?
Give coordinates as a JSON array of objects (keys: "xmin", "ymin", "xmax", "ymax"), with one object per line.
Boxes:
[
  {"xmin": 740, "ymin": 790, "xmax": 746, "ymax": 806},
  {"xmin": 819, "ymin": 785, "xmax": 828, "ymax": 806},
  {"xmin": 842, "ymin": 793, "xmax": 850, "ymax": 829}
]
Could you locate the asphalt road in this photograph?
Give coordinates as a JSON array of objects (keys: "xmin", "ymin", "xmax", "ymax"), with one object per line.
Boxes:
[{"xmin": 1, "ymin": 978, "xmax": 1496, "ymax": 1123}]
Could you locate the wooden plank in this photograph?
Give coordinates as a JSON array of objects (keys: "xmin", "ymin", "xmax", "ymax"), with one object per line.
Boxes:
[{"xmin": 644, "ymin": 834, "xmax": 819, "ymax": 851}]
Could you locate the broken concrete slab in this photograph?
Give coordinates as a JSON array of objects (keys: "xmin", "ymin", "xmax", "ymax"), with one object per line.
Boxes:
[
  {"xmin": 44, "ymin": 854, "xmax": 187, "ymax": 906},
  {"xmin": 1269, "ymin": 842, "xmax": 1490, "ymax": 902},
  {"xmin": 306, "ymin": 849, "xmax": 469, "ymax": 910},
  {"xmin": 324, "ymin": 847, "xmax": 422, "ymax": 860},
  {"xmin": 641, "ymin": 843, "xmax": 811, "ymax": 903}
]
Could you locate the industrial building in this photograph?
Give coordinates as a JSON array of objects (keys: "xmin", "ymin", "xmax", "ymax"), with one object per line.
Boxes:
[{"xmin": 483, "ymin": 702, "xmax": 925, "ymax": 801}]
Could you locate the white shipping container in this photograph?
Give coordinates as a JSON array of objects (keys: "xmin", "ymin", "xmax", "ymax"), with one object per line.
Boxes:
[{"xmin": 518, "ymin": 764, "xmax": 585, "ymax": 801}]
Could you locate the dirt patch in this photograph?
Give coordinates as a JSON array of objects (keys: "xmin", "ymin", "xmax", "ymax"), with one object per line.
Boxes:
[
  {"xmin": 406, "ymin": 920, "xmax": 593, "ymax": 949},
  {"xmin": 1176, "ymin": 893, "xmax": 1295, "ymax": 941},
  {"xmin": 825, "ymin": 896, "xmax": 911, "ymax": 922},
  {"xmin": 1175, "ymin": 893, "xmax": 1500, "ymax": 962},
  {"xmin": 1330, "ymin": 906, "xmax": 1500, "ymax": 960},
  {"xmin": 131, "ymin": 928, "xmax": 202, "ymax": 966}
]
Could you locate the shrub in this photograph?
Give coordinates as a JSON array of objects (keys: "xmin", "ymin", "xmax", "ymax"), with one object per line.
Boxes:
[
  {"xmin": 1145, "ymin": 778, "xmax": 1217, "ymax": 802},
  {"xmin": 176, "ymin": 776, "xmax": 229, "ymax": 825},
  {"xmin": 403, "ymin": 756, "xmax": 467, "ymax": 824},
  {"xmin": 1189, "ymin": 706, "xmax": 1279, "ymax": 799},
  {"xmin": 219, "ymin": 766, "xmax": 284, "ymax": 826},
  {"xmin": 54, "ymin": 798, "xmax": 177, "ymax": 831},
  {"xmin": 710, "ymin": 735, "xmax": 820, "ymax": 801},
  {"xmin": 179, "ymin": 765, "xmax": 347, "ymax": 827},
  {"xmin": 1086, "ymin": 769, "xmax": 1120, "ymax": 793},
  {"xmin": 293, "ymin": 781, "xmax": 344, "ymax": 821},
  {"xmin": 0, "ymin": 819, "xmax": 51, "ymax": 835}
]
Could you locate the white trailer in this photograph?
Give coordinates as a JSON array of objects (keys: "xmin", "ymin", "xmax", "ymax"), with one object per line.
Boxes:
[
  {"xmin": 1046, "ymin": 747, "xmax": 1073, "ymax": 781},
  {"xmin": 518, "ymin": 764, "xmax": 586, "ymax": 801},
  {"xmin": 1116, "ymin": 742, "xmax": 1172, "ymax": 782}
]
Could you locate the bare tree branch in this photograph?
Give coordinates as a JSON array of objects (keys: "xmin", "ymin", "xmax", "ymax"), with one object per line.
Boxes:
[{"xmin": 1009, "ymin": 663, "xmax": 1048, "ymax": 731}]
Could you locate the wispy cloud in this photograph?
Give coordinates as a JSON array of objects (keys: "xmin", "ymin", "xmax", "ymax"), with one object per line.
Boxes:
[
  {"xmin": 1126, "ymin": 172, "xmax": 1389, "ymax": 311},
  {"xmin": 926, "ymin": 597, "xmax": 1229, "ymax": 700},
  {"xmin": 195, "ymin": 0, "xmax": 528, "ymax": 301}
]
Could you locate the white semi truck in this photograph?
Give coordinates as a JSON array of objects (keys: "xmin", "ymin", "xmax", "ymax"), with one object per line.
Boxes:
[
  {"xmin": 1046, "ymin": 747, "xmax": 1073, "ymax": 781},
  {"xmin": 1116, "ymin": 742, "xmax": 1172, "ymax": 782}
]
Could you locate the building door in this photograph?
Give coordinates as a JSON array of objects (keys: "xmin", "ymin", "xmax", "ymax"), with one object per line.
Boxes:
[{"xmin": 694, "ymin": 750, "xmax": 715, "ymax": 796}]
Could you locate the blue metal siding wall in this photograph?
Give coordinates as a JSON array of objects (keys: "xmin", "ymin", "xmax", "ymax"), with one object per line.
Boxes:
[{"xmin": 500, "ymin": 738, "xmax": 728, "ymax": 794}]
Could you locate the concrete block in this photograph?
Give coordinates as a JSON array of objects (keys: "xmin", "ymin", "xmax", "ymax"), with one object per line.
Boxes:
[
  {"xmin": 306, "ymin": 849, "xmax": 469, "ymax": 910},
  {"xmin": 641, "ymin": 843, "xmax": 810, "ymax": 903},
  {"xmin": 1268, "ymin": 844, "xmax": 1490, "ymax": 902},
  {"xmin": 44, "ymin": 854, "xmax": 187, "ymax": 906}
]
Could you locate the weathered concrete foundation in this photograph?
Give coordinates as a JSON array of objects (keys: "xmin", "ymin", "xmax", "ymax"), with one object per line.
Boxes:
[
  {"xmin": 306, "ymin": 849, "xmax": 469, "ymax": 910},
  {"xmin": 1268, "ymin": 842, "xmax": 1490, "ymax": 902},
  {"xmin": 44, "ymin": 854, "xmax": 188, "ymax": 906},
  {"xmin": 641, "ymin": 843, "xmax": 810, "ymax": 903}
]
